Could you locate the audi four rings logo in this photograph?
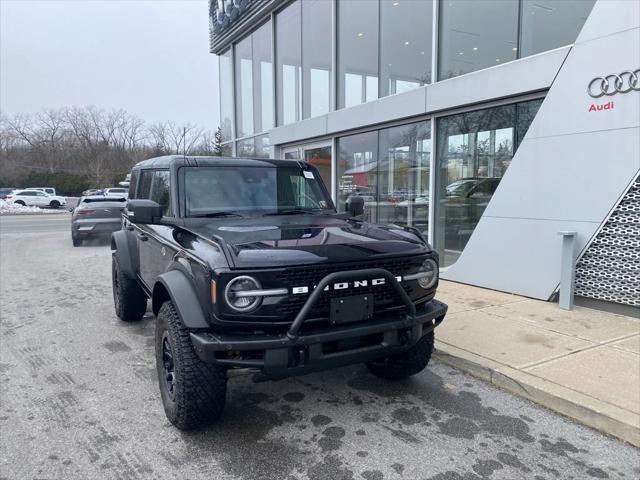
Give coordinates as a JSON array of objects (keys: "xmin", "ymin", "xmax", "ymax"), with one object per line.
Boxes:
[{"xmin": 587, "ymin": 70, "xmax": 640, "ymax": 98}]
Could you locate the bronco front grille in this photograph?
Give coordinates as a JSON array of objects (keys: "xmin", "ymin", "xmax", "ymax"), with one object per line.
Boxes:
[{"xmin": 274, "ymin": 256, "xmax": 426, "ymax": 321}]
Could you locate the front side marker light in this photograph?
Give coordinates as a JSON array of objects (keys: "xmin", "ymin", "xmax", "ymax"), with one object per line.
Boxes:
[{"xmin": 211, "ymin": 279, "xmax": 217, "ymax": 304}]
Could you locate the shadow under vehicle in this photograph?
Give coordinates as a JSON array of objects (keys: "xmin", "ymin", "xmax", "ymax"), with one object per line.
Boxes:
[{"xmin": 110, "ymin": 156, "xmax": 447, "ymax": 430}]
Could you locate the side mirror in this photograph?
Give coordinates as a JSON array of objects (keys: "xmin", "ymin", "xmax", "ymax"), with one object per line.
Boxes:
[
  {"xmin": 127, "ymin": 199, "xmax": 163, "ymax": 224},
  {"xmin": 346, "ymin": 195, "xmax": 364, "ymax": 217}
]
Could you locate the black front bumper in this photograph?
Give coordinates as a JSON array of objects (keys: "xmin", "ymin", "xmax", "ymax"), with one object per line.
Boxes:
[{"xmin": 190, "ymin": 298, "xmax": 447, "ymax": 381}]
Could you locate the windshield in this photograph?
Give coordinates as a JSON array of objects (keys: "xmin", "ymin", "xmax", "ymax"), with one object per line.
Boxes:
[
  {"xmin": 445, "ymin": 179, "xmax": 478, "ymax": 197},
  {"xmin": 183, "ymin": 165, "xmax": 333, "ymax": 217}
]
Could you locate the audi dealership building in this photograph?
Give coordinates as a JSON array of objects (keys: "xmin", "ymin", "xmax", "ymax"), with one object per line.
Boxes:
[{"xmin": 209, "ymin": 0, "xmax": 639, "ymax": 315}]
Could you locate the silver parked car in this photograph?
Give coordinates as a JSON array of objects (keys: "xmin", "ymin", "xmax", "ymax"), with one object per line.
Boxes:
[
  {"xmin": 70, "ymin": 196, "xmax": 126, "ymax": 246},
  {"xmin": 104, "ymin": 187, "xmax": 129, "ymax": 198}
]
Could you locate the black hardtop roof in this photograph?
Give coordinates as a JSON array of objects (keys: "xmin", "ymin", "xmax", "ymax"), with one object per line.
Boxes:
[{"xmin": 132, "ymin": 155, "xmax": 305, "ymax": 170}]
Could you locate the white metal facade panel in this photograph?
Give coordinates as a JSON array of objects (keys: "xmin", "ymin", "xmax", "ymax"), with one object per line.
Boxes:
[
  {"xmin": 269, "ymin": 47, "xmax": 569, "ymax": 147},
  {"xmin": 425, "ymin": 46, "xmax": 570, "ymax": 113}
]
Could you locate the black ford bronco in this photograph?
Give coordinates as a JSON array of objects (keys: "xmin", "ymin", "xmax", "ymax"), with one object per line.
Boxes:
[{"xmin": 111, "ymin": 155, "xmax": 447, "ymax": 430}]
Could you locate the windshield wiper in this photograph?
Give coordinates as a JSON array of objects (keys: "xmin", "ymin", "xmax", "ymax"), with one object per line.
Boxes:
[
  {"xmin": 263, "ymin": 209, "xmax": 318, "ymax": 216},
  {"xmin": 191, "ymin": 211, "xmax": 243, "ymax": 218}
]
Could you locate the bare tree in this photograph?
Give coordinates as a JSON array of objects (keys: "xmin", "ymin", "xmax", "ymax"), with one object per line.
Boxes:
[{"xmin": 0, "ymin": 105, "xmax": 221, "ymax": 191}]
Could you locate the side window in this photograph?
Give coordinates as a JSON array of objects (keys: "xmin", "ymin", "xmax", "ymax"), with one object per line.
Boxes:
[
  {"xmin": 150, "ymin": 171, "xmax": 171, "ymax": 216},
  {"xmin": 129, "ymin": 170, "xmax": 139, "ymax": 199},
  {"xmin": 138, "ymin": 170, "xmax": 153, "ymax": 199},
  {"xmin": 137, "ymin": 169, "xmax": 171, "ymax": 215}
]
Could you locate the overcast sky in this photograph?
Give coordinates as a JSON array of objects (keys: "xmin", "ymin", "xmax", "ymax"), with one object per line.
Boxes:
[{"xmin": 0, "ymin": 0, "xmax": 220, "ymax": 130}]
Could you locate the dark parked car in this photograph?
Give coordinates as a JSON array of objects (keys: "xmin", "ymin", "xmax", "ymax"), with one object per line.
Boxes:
[
  {"xmin": 443, "ymin": 177, "xmax": 501, "ymax": 250},
  {"xmin": 0, "ymin": 188, "xmax": 17, "ymax": 200},
  {"xmin": 111, "ymin": 156, "xmax": 447, "ymax": 430},
  {"xmin": 71, "ymin": 195, "xmax": 126, "ymax": 246}
]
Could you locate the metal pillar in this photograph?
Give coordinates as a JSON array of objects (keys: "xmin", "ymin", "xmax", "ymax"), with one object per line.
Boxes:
[{"xmin": 558, "ymin": 231, "xmax": 577, "ymax": 310}]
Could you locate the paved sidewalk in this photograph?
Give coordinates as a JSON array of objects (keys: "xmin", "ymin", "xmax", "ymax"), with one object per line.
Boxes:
[{"xmin": 434, "ymin": 280, "xmax": 640, "ymax": 446}]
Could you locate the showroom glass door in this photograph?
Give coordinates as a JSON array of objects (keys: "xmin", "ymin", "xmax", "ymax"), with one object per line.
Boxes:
[{"xmin": 282, "ymin": 142, "xmax": 333, "ymax": 199}]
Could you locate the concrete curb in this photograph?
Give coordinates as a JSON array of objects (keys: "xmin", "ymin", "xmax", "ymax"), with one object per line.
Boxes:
[{"xmin": 434, "ymin": 343, "xmax": 640, "ymax": 447}]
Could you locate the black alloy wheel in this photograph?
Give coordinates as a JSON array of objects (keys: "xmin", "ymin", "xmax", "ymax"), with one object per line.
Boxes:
[{"xmin": 161, "ymin": 333, "xmax": 176, "ymax": 401}]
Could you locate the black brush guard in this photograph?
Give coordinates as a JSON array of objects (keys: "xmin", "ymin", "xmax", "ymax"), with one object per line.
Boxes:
[{"xmin": 190, "ymin": 268, "xmax": 447, "ymax": 381}]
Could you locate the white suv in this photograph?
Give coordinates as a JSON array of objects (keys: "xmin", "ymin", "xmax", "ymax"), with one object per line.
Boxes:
[
  {"xmin": 104, "ymin": 187, "xmax": 129, "ymax": 198},
  {"xmin": 6, "ymin": 189, "xmax": 67, "ymax": 209},
  {"xmin": 27, "ymin": 187, "xmax": 57, "ymax": 196}
]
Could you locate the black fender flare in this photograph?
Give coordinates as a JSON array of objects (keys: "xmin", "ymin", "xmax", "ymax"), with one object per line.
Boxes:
[
  {"xmin": 111, "ymin": 230, "xmax": 137, "ymax": 279},
  {"xmin": 154, "ymin": 270, "xmax": 209, "ymax": 329}
]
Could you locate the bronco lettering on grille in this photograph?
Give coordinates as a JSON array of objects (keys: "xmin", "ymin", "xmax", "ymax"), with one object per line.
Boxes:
[{"xmin": 291, "ymin": 276, "xmax": 404, "ymax": 295}]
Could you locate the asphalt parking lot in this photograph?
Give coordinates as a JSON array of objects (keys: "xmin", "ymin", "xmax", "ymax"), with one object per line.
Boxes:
[{"xmin": 1, "ymin": 214, "xmax": 638, "ymax": 480}]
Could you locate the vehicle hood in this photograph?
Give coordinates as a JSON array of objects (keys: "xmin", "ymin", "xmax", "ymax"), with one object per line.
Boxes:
[{"xmin": 183, "ymin": 215, "xmax": 430, "ymax": 268}]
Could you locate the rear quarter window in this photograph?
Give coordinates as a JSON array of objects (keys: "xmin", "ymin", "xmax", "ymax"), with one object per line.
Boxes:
[
  {"xmin": 129, "ymin": 170, "xmax": 139, "ymax": 199},
  {"xmin": 138, "ymin": 170, "xmax": 153, "ymax": 199},
  {"xmin": 138, "ymin": 169, "xmax": 171, "ymax": 216}
]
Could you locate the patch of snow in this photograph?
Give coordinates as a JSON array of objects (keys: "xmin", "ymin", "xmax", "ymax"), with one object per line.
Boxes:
[{"xmin": 0, "ymin": 199, "xmax": 67, "ymax": 215}]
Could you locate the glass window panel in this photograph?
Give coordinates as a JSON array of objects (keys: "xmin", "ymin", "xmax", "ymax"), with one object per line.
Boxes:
[
  {"xmin": 218, "ymin": 49, "xmax": 234, "ymax": 142},
  {"xmin": 378, "ymin": 122, "xmax": 431, "ymax": 234},
  {"xmin": 234, "ymin": 36, "xmax": 254, "ymax": 137},
  {"xmin": 380, "ymin": 0, "xmax": 433, "ymax": 97},
  {"xmin": 276, "ymin": 1, "xmax": 302, "ymax": 126},
  {"xmin": 438, "ymin": 0, "xmax": 518, "ymax": 81},
  {"xmin": 338, "ymin": 0, "xmax": 379, "ymax": 109},
  {"xmin": 344, "ymin": 73, "xmax": 363, "ymax": 108},
  {"xmin": 337, "ymin": 131, "xmax": 378, "ymax": 223},
  {"xmin": 302, "ymin": 0, "xmax": 332, "ymax": 119},
  {"xmin": 515, "ymin": 98, "xmax": 543, "ymax": 147},
  {"xmin": 283, "ymin": 147, "xmax": 302, "ymax": 160},
  {"xmin": 221, "ymin": 142, "xmax": 233, "ymax": 157},
  {"xmin": 236, "ymin": 138, "xmax": 255, "ymax": 157},
  {"xmin": 434, "ymin": 99, "xmax": 542, "ymax": 267},
  {"xmin": 254, "ymin": 134, "xmax": 271, "ymax": 159},
  {"xmin": 304, "ymin": 146, "xmax": 332, "ymax": 191},
  {"xmin": 252, "ymin": 22, "xmax": 273, "ymax": 133},
  {"xmin": 520, "ymin": 0, "xmax": 595, "ymax": 57}
]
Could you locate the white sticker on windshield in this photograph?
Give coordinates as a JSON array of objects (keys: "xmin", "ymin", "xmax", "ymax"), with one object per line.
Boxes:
[{"xmin": 303, "ymin": 171, "xmax": 314, "ymax": 179}]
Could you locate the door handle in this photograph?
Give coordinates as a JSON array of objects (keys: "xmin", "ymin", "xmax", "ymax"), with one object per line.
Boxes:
[{"xmin": 137, "ymin": 233, "xmax": 148, "ymax": 242}]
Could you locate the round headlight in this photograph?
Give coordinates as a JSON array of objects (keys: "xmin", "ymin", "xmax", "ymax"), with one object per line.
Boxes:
[
  {"xmin": 224, "ymin": 276, "xmax": 262, "ymax": 312},
  {"xmin": 417, "ymin": 258, "xmax": 438, "ymax": 290}
]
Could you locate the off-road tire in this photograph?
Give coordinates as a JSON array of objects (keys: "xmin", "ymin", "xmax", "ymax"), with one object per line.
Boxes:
[
  {"xmin": 49, "ymin": 200, "xmax": 60, "ymax": 209},
  {"xmin": 15, "ymin": 200, "xmax": 25, "ymax": 206},
  {"xmin": 156, "ymin": 301, "xmax": 227, "ymax": 430},
  {"xmin": 72, "ymin": 234, "xmax": 82, "ymax": 247},
  {"xmin": 366, "ymin": 330, "xmax": 434, "ymax": 380},
  {"xmin": 112, "ymin": 255, "xmax": 147, "ymax": 322}
]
